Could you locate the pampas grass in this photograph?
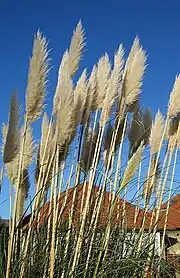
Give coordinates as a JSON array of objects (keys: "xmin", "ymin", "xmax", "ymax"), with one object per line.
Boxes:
[
  {"xmin": 128, "ymin": 107, "xmax": 143, "ymax": 157},
  {"xmin": 73, "ymin": 69, "xmax": 88, "ymax": 124},
  {"xmin": 142, "ymin": 107, "xmax": 152, "ymax": 145},
  {"xmin": 100, "ymin": 45, "xmax": 124, "ymax": 126},
  {"xmin": 53, "ymin": 50, "xmax": 70, "ymax": 115},
  {"xmin": 68, "ymin": 21, "xmax": 85, "ymax": 77},
  {"xmin": 26, "ymin": 31, "xmax": 50, "ymax": 122},
  {"xmin": 143, "ymin": 155, "xmax": 161, "ymax": 198},
  {"xmin": 96, "ymin": 54, "xmax": 111, "ymax": 108},
  {"xmin": 149, "ymin": 110, "xmax": 164, "ymax": 155},
  {"xmin": 168, "ymin": 75, "xmax": 180, "ymax": 118},
  {"xmin": 103, "ymin": 122, "xmax": 113, "ymax": 168},
  {"xmin": 120, "ymin": 142, "xmax": 144, "ymax": 191},
  {"xmin": 40, "ymin": 113, "xmax": 54, "ymax": 175},
  {"xmin": 3, "ymin": 93, "xmax": 20, "ymax": 164},
  {"xmin": 16, "ymin": 169, "xmax": 30, "ymax": 222},
  {"xmin": 56, "ymin": 79, "xmax": 74, "ymax": 148},
  {"xmin": 1, "ymin": 23, "xmax": 179, "ymax": 278},
  {"xmin": 123, "ymin": 38, "xmax": 147, "ymax": 106},
  {"xmin": 86, "ymin": 65, "xmax": 98, "ymax": 112},
  {"xmin": 21, "ymin": 125, "xmax": 35, "ymax": 169},
  {"xmin": 80, "ymin": 126, "xmax": 99, "ymax": 173}
]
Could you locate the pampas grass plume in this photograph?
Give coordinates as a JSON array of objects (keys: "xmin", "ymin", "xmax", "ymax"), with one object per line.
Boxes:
[
  {"xmin": 68, "ymin": 20, "xmax": 85, "ymax": 77},
  {"xmin": 26, "ymin": 31, "xmax": 49, "ymax": 121},
  {"xmin": 3, "ymin": 92, "xmax": 20, "ymax": 164},
  {"xmin": 168, "ymin": 75, "xmax": 180, "ymax": 118},
  {"xmin": 149, "ymin": 110, "xmax": 164, "ymax": 155}
]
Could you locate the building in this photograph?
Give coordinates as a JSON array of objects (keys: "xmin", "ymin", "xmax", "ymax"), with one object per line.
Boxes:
[
  {"xmin": 3, "ymin": 185, "xmax": 180, "ymax": 276},
  {"xmin": 153, "ymin": 195, "xmax": 180, "ymax": 278}
]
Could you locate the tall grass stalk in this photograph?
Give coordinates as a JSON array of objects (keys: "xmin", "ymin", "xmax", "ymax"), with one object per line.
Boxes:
[
  {"xmin": 152, "ymin": 143, "xmax": 175, "ymax": 239},
  {"xmin": 80, "ymin": 111, "xmax": 98, "ymax": 218},
  {"xmin": 161, "ymin": 144, "xmax": 178, "ymax": 253},
  {"xmin": 19, "ymin": 121, "xmax": 56, "ymax": 278},
  {"xmin": 133, "ymin": 160, "xmax": 142, "ymax": 231},
  {"xmin": 9, "ymin": 181, "xmax": 13, "ymax": 234},
  {"xmin": 137, "ymin": 116, "xmax": 168, "ymax": 253},
  {"xmin": 69, "ymin": 125, "xmax": 105, "ymax": 276},
  {"xmin": 49, "ymin": 145, "xmax": 60, "ymax": 278},
  {"xmin": 6, "ymin": 115, "xmax": 28, "ymax": 278},
  {"xmin": 43, "ymin": 163, "xmax": 55, "ymax": 278},
  {"xmin": 148, "ymin": 149, "xmax": 169, "ymax": 233}
]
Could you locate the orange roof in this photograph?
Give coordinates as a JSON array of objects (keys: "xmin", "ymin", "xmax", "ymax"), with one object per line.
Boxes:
[
  {"xmin": 36, "ymin": 183, "xmax": 145, "ymax": 230},
  {"xmin": 154, "ymin": 194, "xmax": 180, "ymax": 231},
  {"xmin": 23, "ymin": 185, "xmax": 180, "ymax": 232}
]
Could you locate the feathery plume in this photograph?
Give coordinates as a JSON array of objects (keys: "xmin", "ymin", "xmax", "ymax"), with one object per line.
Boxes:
[
  {"xmin": 39, "ymin": 113, "xmax": 54, "ymax": 184},
  {"xmin": 39, "ymin": 112, "xmax": 54, "ymax": 168},
  {"xmin": 167, "ymin": 118, "xmax": 180, "ymax": 150},
  {"xmin": 53, "ymin": 50, "xmax": 70, "ymax": 114},
  {"xmin": 168, "ymin": 133, "xmax": 177, "ymax": 152},
  {"xmin": 87, "ymin": 65, "xmax": 98, "ymax": 111},
  {"xmin": 6, "ymin": 164, "xmax": 30, "ymax": 224},
  {"xmin": 55, "ymin": 68, "xmax": 74, "ymax": 145},
  {"xmin": 122, "ymin": 36, "xmax": 140, "ymax": 103},
  {"xmin": 53, "ymin": 22, "xmax": 85, "ymax": 115},
  {"xmin": 120, "ymin": 142, "xmax": 144, "ymax": 190},
  {"xmin": 80, "ymin": 126, "xmax": 99, "ymax": 172},
  {"xmin": 56, "ymin": 101, "xmax": 73, "ymax": 149},
  {"xmin": 3, "ymin": 92, "xmax": 20, "ymax": 164},
  {"xmin": 6, "ymin": 155, "xmax": 19, "ymax": 184},
  {"xmin": 128, "ymin": 108, "xmax": 144, "ymax": 157},
  {"xmin": 127, "ymin": 99, "xmax": 139, "ymax": 113},
  {"xmin": 26, "ymin": 31, "xmax": 49, "ymax": 121},
  {"xmin": 104, "ymin": 123, "xmax": 113, "ymax": 152},
  {"xmin": 142, "ymin": 107, "xmax": 152, "ymax": 146},
  {"xmin": 96, "ymin": 54, "xmax": 111, "ymax": 108},
  {"xmin": 56, "ymin": 86, "xmax": 77, "ymax": 155},
  {"xmin": 125, "ymin": 36, "xmax": 140, "ymax": 72},
  {"xmin": 6, "ymin": 125, "xmax": 34, "ymax": 184},
  {"xmin": 73, "ymin": 69, "xmax": 88, "ymax": 124},
  {"xmin": 103, "ymin": 123, "xmax": 113, "ymax": 168},
  {"xmin": 176, "ymin": 127, "xmax": 180, "ymax": 148},
  {"xmin": 123, "ymin": 42, "xmax": 147, "ymax": 106},
  {"xmin": 22, "ymin": 125, "xmax": 35, "ymax": 169},
  {"xmin": 68, "ymin": 20, "xmax": 85, "ymax": 77},
  {"xmin": 168, "ymin": 75, "xmax": 180, "ymax": 118},
  {"xmin": 143, "ymin": 155, "xmax": 161, "ymax": 197},
  {"xmin": 100, "ymin": 45, "xmax": 124, "ymax": 126},
  {"xmin": 21, "ymin": 168, "xmax": 30, "ymax": 200},
  {"xmin": 167, "ymin": 116, "xmax": 180, "ymax": 137},
  {"xmin": 16, "ymin": 169, "xmax": 30, "ymax": 222},
  {"xmin": 1, "ymin": 123, "xmax": 8, "ymax": 156},
  {"xmin": 113, "ymin": 44, "xmax": 124, "ymax": 87},
  {"xmin": 149, "ymin": 110, "xmax": 164, "ymax": 155},
  {"xmin": 16, "ymin": 187, "xmax": 25, "ymax": 223},
  {"xmin": 80, "ymin": 126, "xmax": 92, "ymax": 172},
  {"xmin": 81, "ymin": 66, "xmax": 98, "ymax": 124},
  {"xmin": 115, "ymin": 118, "xmax": 126, "ymax": 149}
]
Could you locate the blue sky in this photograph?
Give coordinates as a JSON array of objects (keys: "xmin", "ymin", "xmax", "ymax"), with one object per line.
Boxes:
[{"xmin": 1, "ymin": 0, "xmax": 180, "ymax": 218}]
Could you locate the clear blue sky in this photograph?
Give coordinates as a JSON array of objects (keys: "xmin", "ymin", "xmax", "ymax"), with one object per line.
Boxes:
[{"xmin": 1, "ymin": 0, "xmax": 180, "ymax": 218}]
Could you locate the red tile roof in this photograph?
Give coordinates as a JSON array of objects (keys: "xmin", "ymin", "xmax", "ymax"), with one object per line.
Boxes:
[
  {"xmin": 33, "ymin": 183, "xmax": 145, "ymax": 230},
  {"xmin": 153, "ymin": 194, "xmax": 180, "ymax": 231},
  {"xmin": 23, "ymin": 185, "xmax": 180, "ymax": 232}
]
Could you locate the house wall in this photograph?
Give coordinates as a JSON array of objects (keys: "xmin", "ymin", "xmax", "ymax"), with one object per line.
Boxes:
[
  {"xmin": 168, "ymin": 242, "xmax": 180, "ymax": 256},
  {"xmin": 166, "ymin": 231, "xmax": 180, "ymax": 278},
  {"xmin": 166, "ymin": 230, "xmax": 180, "ymax": 255},
  {"xmin": 167, "ymin": 231, "xmax": 180, "ymax": 243}
]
